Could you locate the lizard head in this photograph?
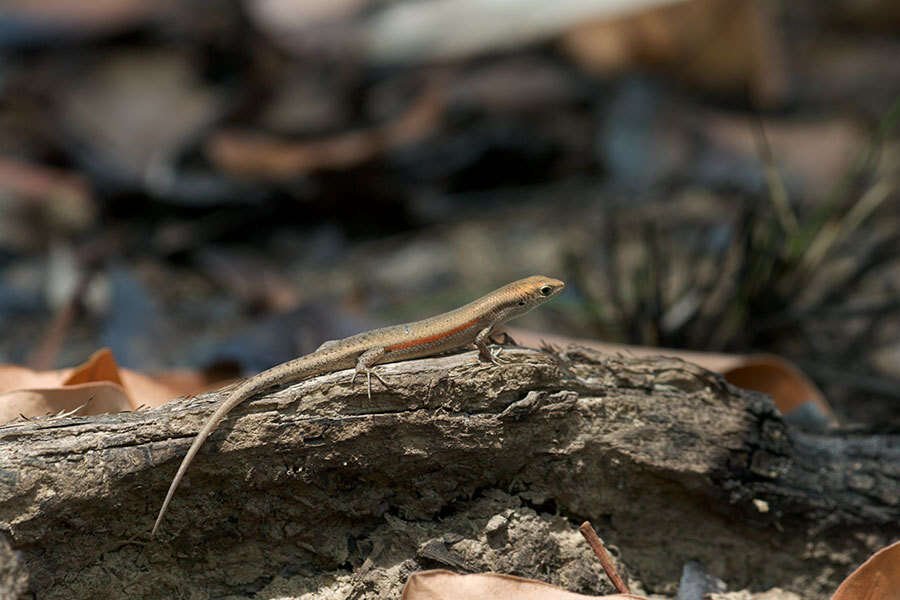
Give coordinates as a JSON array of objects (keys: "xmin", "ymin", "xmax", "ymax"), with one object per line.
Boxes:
[{"xmin": 497, "ymin": 275, "xmax": 565, "ymax": 320}]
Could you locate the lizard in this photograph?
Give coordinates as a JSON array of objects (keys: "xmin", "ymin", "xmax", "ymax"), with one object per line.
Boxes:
[{"xmin": 151, "ymin": 275, "xmax": 565, "ymax": 536}]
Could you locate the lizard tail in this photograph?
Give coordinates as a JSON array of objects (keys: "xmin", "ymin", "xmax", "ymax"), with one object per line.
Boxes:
[{"xmin": 151, "ymin": 376, "xmax": 274, "ymax": 536}]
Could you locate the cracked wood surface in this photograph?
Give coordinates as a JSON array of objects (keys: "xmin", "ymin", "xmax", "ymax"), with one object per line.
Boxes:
[{"xmin": 0, "ymin": 346, "xmax": 898, "ymax": 599}]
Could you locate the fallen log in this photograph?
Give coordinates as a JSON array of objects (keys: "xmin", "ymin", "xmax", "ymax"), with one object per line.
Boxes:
[{"xmin": 1, "ymin": 346, "xmax": 897, "ymax": 598}]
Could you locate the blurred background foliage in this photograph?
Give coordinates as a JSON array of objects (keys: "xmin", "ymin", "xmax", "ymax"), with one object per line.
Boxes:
[{"xmin": 0, "ymin": 0, "xmax": 898, "ymax": 423}]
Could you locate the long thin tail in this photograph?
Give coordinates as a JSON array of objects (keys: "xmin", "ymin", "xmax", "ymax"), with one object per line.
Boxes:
[{"xmin": 151, "ymin": 376, "xmax": 273, "ymax": 536}]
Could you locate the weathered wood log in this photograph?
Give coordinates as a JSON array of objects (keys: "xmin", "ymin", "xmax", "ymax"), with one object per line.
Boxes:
[{"xmin": 1, "ymin": 346, "xmax": 897, "ymax": 599}]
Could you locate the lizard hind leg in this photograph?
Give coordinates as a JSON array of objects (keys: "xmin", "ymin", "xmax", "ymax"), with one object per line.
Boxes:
[
  {"xmin": 350, "ymin": 347, "xmax": 390, "ymax": 399},
  {"xmin": 316, "ymin": 339, "xmax": 342, "ymax": 352}
]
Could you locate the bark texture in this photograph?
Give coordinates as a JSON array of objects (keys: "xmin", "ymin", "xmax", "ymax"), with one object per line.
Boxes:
[{"xmin": 0, "ymin": 346, "xmax": 897, "ymax": 599}]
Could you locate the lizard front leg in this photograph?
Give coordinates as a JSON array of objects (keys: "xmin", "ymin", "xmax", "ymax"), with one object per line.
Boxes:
[
  {"xmin": 350, "ymin": 347, "xmax": 390, "ymax": 399},
  {"xmin": 474, "ymin": 326, "xmax": 507, "ymax": 365}
]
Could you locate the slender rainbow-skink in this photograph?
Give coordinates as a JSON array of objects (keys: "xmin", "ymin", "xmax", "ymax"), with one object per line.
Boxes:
[{"xmin": 152, "ymin": 275, "xmax": 565, "ymax": 535}]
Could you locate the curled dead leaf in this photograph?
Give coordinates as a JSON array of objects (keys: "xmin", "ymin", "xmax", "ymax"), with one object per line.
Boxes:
[
  {"xmin": 832, "ymin": 541, "xmax": 900, "ymax": 600},
  {"xmin": 0, "ymin": 348, "xmax": 215, "ymax": 424},
  {"xmin": 560, "ymin": 0, "xmax": 787, "ymax": 105},
  {"xmin": 0, "ymin": 384, "xmax": 133, "ymax": 424},
  {"xmin": 721, "ymin": 356, "xmax": 832, "ymax": 424},
  {"xmin": 207, "ymin": 75, "xmax": 444, "ymax": 178},
  {"xmin": 402, "ymin": 570, "xmax": 646, "ymax": 600}
]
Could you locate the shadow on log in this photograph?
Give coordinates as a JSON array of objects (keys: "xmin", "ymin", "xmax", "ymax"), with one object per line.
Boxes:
[{"xmin": 1, "ymin": 346, "xmax": 898, "ymax": 598}]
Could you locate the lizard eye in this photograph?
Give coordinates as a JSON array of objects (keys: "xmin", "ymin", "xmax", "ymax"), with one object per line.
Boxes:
[
  {"xmin": 540, "ymin": 285, "xmax": 553, "ymax": 297},
  {"xmin": 518, "ymin": 300, "xmax": 526, "ymax": 306}
]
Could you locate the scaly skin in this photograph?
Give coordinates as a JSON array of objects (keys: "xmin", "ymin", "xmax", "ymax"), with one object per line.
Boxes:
[{"xmin": 152, "ymin": 275, "xmax": 565, "ymax": 536}]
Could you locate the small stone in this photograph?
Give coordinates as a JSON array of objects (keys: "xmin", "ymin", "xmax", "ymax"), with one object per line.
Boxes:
[{"xmin": 485, "ymin": 513, "xmax": 509, "ymax": 535}]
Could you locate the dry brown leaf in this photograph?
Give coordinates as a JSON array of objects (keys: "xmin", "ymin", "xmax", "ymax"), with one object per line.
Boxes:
[
  {"xmin": 832, "ymin": 541, "xmax": 900, "ymax": 600},
  {"xmin": 0, "ymin": 365, "xmax": 64, "ymax": 392},
  {"xmin": 402, "ymin": 570, "xmax": 646, "ymax": 600},
  {"xmin": 507, "ymin": 328, "xmax": 833, "ymax": 422},
  {"xmin": 0, "ymin": 348, "xmax": 212, "ymax": 424},
  {"xmin": 560, "ymin": 0, "xmax": 786, "ymax": 105},
  {"xmin": 62, "ymin": 346, "xmax": 125, "ymax": 386},
  {"xmin": 0, "ymin": 384, "xmax": 133, "ymax": 425},
  {"xmin": 207, "ymin": 75, "xmax": 444, "ymax": 178},
  {"xmin": 722, "ymin": 356, "xmax": 830, "ymax": 420}
]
